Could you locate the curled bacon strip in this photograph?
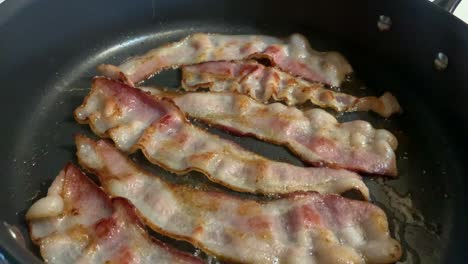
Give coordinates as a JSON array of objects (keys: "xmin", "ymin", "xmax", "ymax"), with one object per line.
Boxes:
[
  {"xmin": 98, "ymin": 33, "xmax": 352, "ymax": 86},
  {"xmin": 26, "ymin": 164, "xmax": 202, "ymax": 264},
  {"xmin": 74, "ymin": 77, "xmax": 370, "ymax": 197},
  {"xmin": 76, "ymin": 135, "xmax": 402, "ymax": 264},
  {"xmin": 145, "ymin": 89, "xmax": 398, "ymax": 176},
  {"xmin": 181, "ymin": 60, "xmax": 401, "ymax": 117}
]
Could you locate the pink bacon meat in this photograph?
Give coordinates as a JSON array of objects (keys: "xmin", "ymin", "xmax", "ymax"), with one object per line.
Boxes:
[
  {"xmin": 182, "ymin": 60, "xmax": 401, "ymax": 117},
  {"xmin": 74, "ymin": 77, "xmax": 370, "ymax": 198},
  {"xmin": 76, "ymin": 135, "xmax": 402, "ymax": 264},
  {"xmin": 144, "ymin": 89, "xmax": 398, "ymax": 176},
  {"xmin": 98, "ymin": 33, "xmax": 352, "ymax": 86},
  {"xmin": 26, "ymin": 163, "xmax": 202, "ymax": 264}
]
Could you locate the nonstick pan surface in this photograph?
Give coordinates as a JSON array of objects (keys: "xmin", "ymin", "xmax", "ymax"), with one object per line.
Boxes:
[{"xmin": 0, "ymin": 0, "xmax": 467, "ymax": 263}]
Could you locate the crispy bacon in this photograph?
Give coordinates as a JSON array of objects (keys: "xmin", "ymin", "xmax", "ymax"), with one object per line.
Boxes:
[
  {"xmin": 181, "ymin": 60, "xmax": 401, "ymax": 117},
  {"xmin": 74, "ymin": 77, "xmax": 369, "ymax": 198},
  {"xmin": 98, "ymin": 33, "xmax": 352, "ymax": 86},
  {"xmin": 26, "ymin": 164, "xmax": 202, "ymax": 264},
  {"xmin": 76, "ymin": 135, "xmax": 402, "ymax": 264},
  {"xmin": 144, "ymin": 89, "xmax": 398, "ymax": 176}
]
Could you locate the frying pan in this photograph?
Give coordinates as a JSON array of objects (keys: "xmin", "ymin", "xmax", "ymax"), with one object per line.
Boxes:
[{"xmin": 0, "ymin": 0, "xmax": 467, "ymax": 263}]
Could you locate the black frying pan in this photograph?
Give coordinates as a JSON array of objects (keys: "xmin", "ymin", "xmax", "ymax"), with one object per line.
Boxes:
[{"xmin": 0, "ymin": 0, "xmax": 467, "ymax": 263}]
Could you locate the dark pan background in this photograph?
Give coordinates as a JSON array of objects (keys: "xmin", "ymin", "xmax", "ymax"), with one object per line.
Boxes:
[{"xmin": 0, "ymin": 0, "xmax": 467, "ymax": 263}]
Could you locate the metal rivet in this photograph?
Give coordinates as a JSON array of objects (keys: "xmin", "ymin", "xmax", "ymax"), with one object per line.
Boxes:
[
  {"xmin": 378, "ymin": 15, "xmax": 392, "ymax": 31},
  {"xmin": 434, "ymin": 52, "xmax": 448, "ymax": 71}
]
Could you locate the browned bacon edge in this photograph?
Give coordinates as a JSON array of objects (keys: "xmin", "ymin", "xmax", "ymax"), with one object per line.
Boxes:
[{"xmin": 180, "ymin": 60, "xmax": 402, "ymax": 117}]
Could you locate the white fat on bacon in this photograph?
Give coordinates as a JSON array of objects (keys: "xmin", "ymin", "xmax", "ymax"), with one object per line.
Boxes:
[
  {"xmin": 76, "ymin": 135, "xmax": 402, "ymax": 264},
  {"xmin": 26, "ymin": 164, "xmax": 202, "ymax": 264},
  {"xmin": 144, "ymin": 89, "xmax": 398, "ymax": 176},
  {"xmin": 98, "ymin": 33, "xmax": 352, "ymax": 86},
  {"xmin": 74, "ymin": 77, "xmax": 369, "ymax": 198},
  {"xmin": 181, "ymin": 60, "xmax": 401, "ymax": 117}
]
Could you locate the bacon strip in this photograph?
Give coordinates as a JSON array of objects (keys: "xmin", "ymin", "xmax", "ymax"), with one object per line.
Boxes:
[
  {"xmin": 98, "ymin": 33, "xmax": 352, "ymax": 86},
  {"xmin": 76, "ymin": 135, "xmax": 402, "ymax": 264},
  {"xmin": 144, "ymin": 89, "xmax": 398, "ymax": 176},
  {"xmin": 74, "ymin": 77, "xmax": 370, "ymax": 197},
  {"xmin": 26, "ymin": 164, "xmax": 202, "ymax": 264},
  {"xmin": 181, "ymin": 60, "xmax": 401, "ymax": 117}
]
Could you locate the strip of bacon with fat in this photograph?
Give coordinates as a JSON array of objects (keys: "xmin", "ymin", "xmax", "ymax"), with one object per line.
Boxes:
[
  {"xmin": 143, "ymin": 88, "xmax": 398, "ymax": 176},
  {"xmin": 74, "ymin": 77, "xmax": 370, "ymax": 197},
  {"xmin": 98, "ymin": 33, "xmax": 352, "ymax": 86},
  {"xmin": 181, "ymin": 60, "xmax": 401, "ymax": 117},
  {"xmin": 76, "ymin": 135, "xmax": 402, "ymax": 264},
  {"xmin": 26, "ymin": 163, "xmax": 202, "ymax": 264}
]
